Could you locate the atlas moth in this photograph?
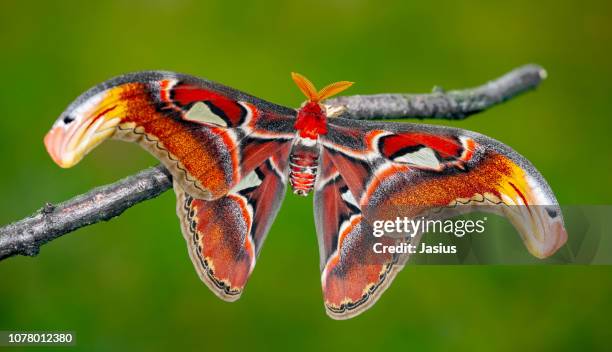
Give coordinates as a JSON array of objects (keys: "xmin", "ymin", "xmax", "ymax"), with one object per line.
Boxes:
[{"xmin": 44, "ymin": 71, "xmax": 567, "ymax": 319}]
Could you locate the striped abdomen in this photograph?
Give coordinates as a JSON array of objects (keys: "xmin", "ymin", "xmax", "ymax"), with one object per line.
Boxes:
[{"xmin": 289, "ymin": 138, "xmax": 320, "ymax": 196}]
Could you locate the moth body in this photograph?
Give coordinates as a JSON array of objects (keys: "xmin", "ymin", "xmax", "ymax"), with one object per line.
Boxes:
[
  {"xmin": 289, "ymin": 136, "xmax": 320, "ymax": 196},
  {"xmin": 290, "ymin": 101, "xmax": 327, "ymax": 196},
  {"xmin": 288, "ymin": 73, "xmax": 354, "ymax": 196}
]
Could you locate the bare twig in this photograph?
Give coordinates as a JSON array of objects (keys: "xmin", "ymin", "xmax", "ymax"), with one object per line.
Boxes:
[
  {"xmin": 0, "ymin": 166, "xmax": 172, "ymax": 260},
  {"xmin": 0, "ymin": 64, "xmax": 546, "ymax": 261},
  {"xmin": 326, "ymin": 64, "xmax": 547, "ymax": 120}
]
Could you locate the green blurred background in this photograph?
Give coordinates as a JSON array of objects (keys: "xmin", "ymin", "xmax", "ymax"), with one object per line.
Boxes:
[{"xmin": 1, "ymin": 0, "xmax": 611, "ymax": 350}]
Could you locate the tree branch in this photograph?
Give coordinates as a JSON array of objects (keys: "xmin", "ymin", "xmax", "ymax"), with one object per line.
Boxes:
[
  {"xmin": 0, "ymin": 166, "xmax": 172, "ymax": 260},
  {"xmin": 0, "ymin": 64, "xmax": 546, "ymax": 261},
  {"xmin": 326, "ymin": 64, "xmax": 546, "ymax": 120}
]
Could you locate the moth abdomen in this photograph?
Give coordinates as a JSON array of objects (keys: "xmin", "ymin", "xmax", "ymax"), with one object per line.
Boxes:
[{"xmin": 289, "ymin": 138, "xmax": 320, "ymax": 196}]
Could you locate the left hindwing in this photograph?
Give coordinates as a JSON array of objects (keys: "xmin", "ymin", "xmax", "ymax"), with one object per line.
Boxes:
[
  {"xmin": 315, "ymin": 117, "xmax": 567, "ymax": 319},
  {"xmin": 175, "ymin": 147, "xmax": 290, "ymax": 300}
]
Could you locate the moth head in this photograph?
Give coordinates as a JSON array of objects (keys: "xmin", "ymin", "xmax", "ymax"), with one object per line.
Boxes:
[
  {"xmin": 44, "ymin": 87, "xmax": 128, "ymax": 168},
  {"xmin": 291, "ymin": 72, "xmax": 353, "ymax": 110}
]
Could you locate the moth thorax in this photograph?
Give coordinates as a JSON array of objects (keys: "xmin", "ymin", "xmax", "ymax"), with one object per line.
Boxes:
[{"xmin": 289, "ymin": 137, "xmax": 320, "ymax": 196}]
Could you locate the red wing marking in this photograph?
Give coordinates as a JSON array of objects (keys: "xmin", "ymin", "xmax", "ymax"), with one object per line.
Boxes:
[
  {"xmin": 171, "ymin": 83, "xmax": 247, "ymax": 126},
  {"xmin": 377, "ymin": 132, "xmax": 463, "ymax": 160}
]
